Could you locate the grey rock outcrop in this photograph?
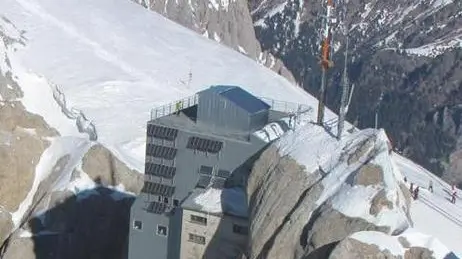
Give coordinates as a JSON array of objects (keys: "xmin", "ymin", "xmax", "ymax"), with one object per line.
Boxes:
[
  {"xmin": 81, "ymin": 144, "xmax": 144, "ymax": 194},
  {"xmin": 246, "ymin": 127, "xmax": 413, "ymax": 259},
  {"xmin": 329, "ymin": 231, "xmax": 441, "ymax": 259},
  {"xmin": 329, "ymin": 236, "xmax": 397, "ymax": 259}
]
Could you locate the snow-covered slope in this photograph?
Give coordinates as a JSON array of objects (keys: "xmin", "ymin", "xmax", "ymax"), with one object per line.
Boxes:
[
  {"xmin": 0, "ymin": 0, "xmax": 318, "ymax": 173},
  {"xmin": 1, "ymin": 0, "xmax": 461, "ymax": 257}
]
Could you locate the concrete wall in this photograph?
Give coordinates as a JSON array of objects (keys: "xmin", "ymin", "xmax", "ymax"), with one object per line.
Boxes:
[
  {"xmin": 128, "ymin": 198, "xmax": 171, "ymax": 259},
  {"xmin": 180, "ymin": 209, "xmax": 248, "ymax": 259},
  {"xmin": 249, "ymin": 110, "xmax": 269, "ymax": 132}
]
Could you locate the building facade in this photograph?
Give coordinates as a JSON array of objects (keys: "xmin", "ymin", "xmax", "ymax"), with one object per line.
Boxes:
[{"xmin": 128, "ymin": 85, "xmax": 301, "ymax": 259}]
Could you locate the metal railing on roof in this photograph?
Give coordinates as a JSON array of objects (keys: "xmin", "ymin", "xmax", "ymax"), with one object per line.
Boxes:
[
  {"xmin": 257, "ymin": 96, "xmax": 312, "ymax": 116},
  {"xmin": 149, "ymin": 93, "xmax": 312, "ymax": 120},
  {"xmin": 150, "ymin": 94, "xmax": 199, "ymax": 120}
]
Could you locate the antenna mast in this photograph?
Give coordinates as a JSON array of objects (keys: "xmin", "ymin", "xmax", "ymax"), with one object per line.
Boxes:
[
  {"xmin": 317, "ymin": 0, "xmax": 335, "ymax": 125},
  {"xmin": 337, "ymin": 36, "xmax": 351, "ymax": 140}
]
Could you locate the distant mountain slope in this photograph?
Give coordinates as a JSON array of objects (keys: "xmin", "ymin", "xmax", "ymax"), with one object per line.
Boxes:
[
  {"xmin": 132, "ymin": 0, "xmax": 297, "ymax": 83},
  {"xmin": 250, "ymin": 0, "xmax": 462, "ymax": 185}
]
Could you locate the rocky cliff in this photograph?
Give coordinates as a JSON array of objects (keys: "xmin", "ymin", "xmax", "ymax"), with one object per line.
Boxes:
[
  {"xmin": 250, "ymin": 0, "xmax": 462, "ymax": 185},
  {"xmin": 0, "ymin": 18, "xmax": 143, "ymax": 258},
  {"xmin": 133, "ymin": 0, "xmax": 296, "ymax": 83},
  {"xmin": 246, "ymin": 124, "xmax": 455, "ymax": 258}
]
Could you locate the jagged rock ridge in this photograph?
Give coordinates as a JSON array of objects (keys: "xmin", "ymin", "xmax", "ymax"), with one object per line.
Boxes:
[{"xmin": 246, "ymin": 124, "xmax": 454, "ymax": 258}]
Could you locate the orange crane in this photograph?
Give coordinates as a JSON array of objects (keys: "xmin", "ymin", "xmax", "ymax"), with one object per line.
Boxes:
[{"xmin": 317, "ymin": 0, "xmax": 335, "ymax": 125}]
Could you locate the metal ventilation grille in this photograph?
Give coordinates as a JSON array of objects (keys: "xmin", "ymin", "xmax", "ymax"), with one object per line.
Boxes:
[
  {"xmin": 147, "ymin": 124, "xmax": 178, "ymax": 141},
  {"xmin": 186, "ymin": 137, "xmax": 223, "ymax": 153},
  {"xmin": 145, "ymin": 201, "xmax": 168, "ymax": 214},
  {"xmin": 145, "ymin": 163, "xmax": 176, "ymax": 179},
  {"xmin": 146, "ymin": 144, "xmax": 177, "ymax": 160},
  {"xmin": 141, "ymin": 182, "xmax": 175, "ymax": 197}
]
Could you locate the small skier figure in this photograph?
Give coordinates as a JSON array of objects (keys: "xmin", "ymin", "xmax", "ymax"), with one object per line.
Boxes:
[
  {"xmin": 413, "ymin": 186, "xmax": 420, "ymax": 200},
  {"xmin": 410, "ymin": 183, "xmax": 414, "ymax": 194},
  {"xmin": 404, "ymin": 177, "xmax": 407, "ymax": 183},
  {"xmin": 428, "ymin": 180, "xmax": 433, "ymax": 193}
]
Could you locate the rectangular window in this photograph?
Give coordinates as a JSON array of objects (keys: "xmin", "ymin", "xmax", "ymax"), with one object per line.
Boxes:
[
  {"xmin": 146, "ymin": 201, "xmax": 167, "ymax": 214},
  {"xmin": 173, "ymin": 199, "xmax": 179, "ymax": 207},
  {"xmin": 157, "ymin": 225, "xmax": 168, "ymax": 237},
  {"xmin": 210, "ymin": 177, "xmax": 226, "ymax": 189},
  {"xmin": 146, "ymin": 144, "xmax": 177, "ymax": 160},
  {"xmin": 145, "ymin": 163, "xmax": 176, "ymax": 179},
  {"xmin": 216, "ymin": 169, "xmax": 231, "ymax": 178},
  {"xmin": 141, "ymin": 181, "xmax": 175, "ymax": 197},
  {"xmin": 232, "ymin": 224, "xmax": 248, "ymax": 235},
  {"xmin": 196, "ymin": 175, "xmax": 212, "ymax": 189},
  {"xmin": 147, "ymin": 124, "xmax": 178, "ymax": 141},
  {"xmin": 186, "ymin": 137, "xmax": 223, "ymax": 153},
  {"xmin": 188, "ymin": 233, "xmax": 206, "ymax": 245},
  {"xmin": 199, "ymin": 165, "xmax": 213, "ymax": 175},
  {"xmin": 163, "ymin": 197, "xmax": 169, "ymax": 204},
  {"xmin": 133, "ymin": 220, "xmax": 142, "ymax": 230},
  {"xmin": 190, "ymin": 215, "xmax": 207, "ymax": 225}
]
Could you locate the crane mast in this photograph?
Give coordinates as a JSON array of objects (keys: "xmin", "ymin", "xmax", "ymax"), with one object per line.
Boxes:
[{"xmin": 317, "ymin": 0, "xmax": 335, "ymax": 125}]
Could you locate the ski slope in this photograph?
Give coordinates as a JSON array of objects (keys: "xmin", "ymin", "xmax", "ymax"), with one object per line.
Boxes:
[
  {"xmin": 394, "ymin": 154, "xmax": 462, "ymax": 257},
  {"xmin": 0, "ymin": 0, "xmax": 461, "ymax": 256}
]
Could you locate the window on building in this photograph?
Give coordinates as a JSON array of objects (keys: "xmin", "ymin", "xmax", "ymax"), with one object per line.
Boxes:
[
  {"xmin": 216, "ymin": 169, "xmax": 231, "ymax": 178},
  {"xmin": 190, "ymin": 215, "xmax": 207, "ymax": 225},
  {"xmin": 188, "ymin": 233, "xmax": 206, "ymax": 245},
  {"xmin": 157, "ymin": 225, "xmax": 168, "ymax": 237},
  {"xmin": 232, "ymin": 224, "xmax": 248, "ymax": 235},
  {"xmin": 133, "ymin": 220, "xmax": 142, "ymax": 230},
  {"xmin": 163, "ymin": 197, "xmax": 169, "ymax": 204},
  {"xmin": 199, "ymin": 165, "xmax": 213, "ymax": 175},
  {"xmin": 173, "ymin": 199, "xmax": 179, "ymax": 207},
  {"xmin": 186, "ymin": 137, "xmax": 223, "ymax": 153}
]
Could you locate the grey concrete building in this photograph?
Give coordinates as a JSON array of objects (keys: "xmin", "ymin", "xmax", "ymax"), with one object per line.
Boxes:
[{"xmin": 128, "ymin": 85, "xmax": 309, "ymax": 259}]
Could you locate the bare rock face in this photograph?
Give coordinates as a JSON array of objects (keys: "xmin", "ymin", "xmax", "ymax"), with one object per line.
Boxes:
[
  {"xmin": 133, "ymin": 0, "xmax": 297, "ymax": 84},
  {"xmin": 0, "ymin": 210, "xmax": 13, "ymax": 247},
  {"xmin": 247, "ymin": 145, "xmax": 323, "ymax": 259},
  {"xmin": 81, "ymin": 144, "xmax": 143, "ymax": 194},
  {"xmin": 329, "ymin": 236, "xmax": 397, "ymax": 259},
  {"xmin": 1, "ymin": 235, "xmax": 36, "ymax": 259},
  {"xmin": 0, "ymin": 64, "xmax": 59, "ymax": 249},
  {"xmin": 246, "ymin": 127, "xmax": 414, "ymax": 259},
  {"xmin": 330, "ymin": 231, "xmax": 447, "ymax": 259}
]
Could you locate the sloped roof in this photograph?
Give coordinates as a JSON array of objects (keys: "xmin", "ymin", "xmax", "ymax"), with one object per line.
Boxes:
[{"xmin": 208, "ymin": 85, "xmax": 270, "ymax": 114}]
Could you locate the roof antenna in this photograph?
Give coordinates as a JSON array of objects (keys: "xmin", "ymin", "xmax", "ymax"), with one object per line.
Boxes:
[{"xmin": 337, "ymin": 33, "xmax": 354, "ymax": 140}]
